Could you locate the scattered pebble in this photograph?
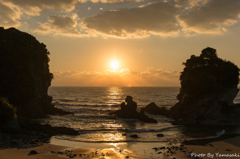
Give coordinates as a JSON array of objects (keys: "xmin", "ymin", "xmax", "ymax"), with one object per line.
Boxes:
[
  {"xmin": 28, "ymin": 150, "xmax": 38, "ymax": 156},
  {"xmin": 130, "ymin": 134, "xmax": 140, "ymax": 138},
  {"xmin": 157, "ymin": 133, "xmax": 164, "ymax": 137}
]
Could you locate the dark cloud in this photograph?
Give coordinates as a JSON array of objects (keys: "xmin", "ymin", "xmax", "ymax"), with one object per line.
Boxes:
[
  {"xmin": 2, "ymin": 0, "xmax": 144, "ymax": 16},
  {"xmin": 0, "ymin": 2, "xmax": 21, "ymax": 28},
  {"xmin": 178, "ymin": 0, "xmax": 240, "ymax": 34},
  {"xmin": 82, "ymin": 0, "xmax": 240, "ymax": 37},
  {"xmin": 83, "ymin": 2, "xmax": 182, "ymax": 37},
  {"xmin": 34, "ymin": 14, "xmax": 80, "ymax": 35},
  {"xmin": 173, "ymin": 0, "xmax": 208, "ymax": 5},
  {"xmin": 2, "ymin": 0, "xmax": 240, "ymax": 37},
  {"xmin": 2, "ymin": 0, "xmax": 79, "ymax": 15},
  {"xmin": 79, "ymin": 0, "xmax": 142, "ymax": 3}
]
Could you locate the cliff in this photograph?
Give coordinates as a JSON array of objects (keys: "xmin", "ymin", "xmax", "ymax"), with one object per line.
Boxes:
[
  {"xmin": 0, "ymin": 27, "xmax": 69, "ymax": 119},
  {"xmin": 170, "ymin": 47, "xmax": 240, "ymax": 125}
]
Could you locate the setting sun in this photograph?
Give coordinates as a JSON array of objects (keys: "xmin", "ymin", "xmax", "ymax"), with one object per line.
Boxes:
[{"xmin": 110, "ymin": 60, "xmax": 119, "ymax": 69}]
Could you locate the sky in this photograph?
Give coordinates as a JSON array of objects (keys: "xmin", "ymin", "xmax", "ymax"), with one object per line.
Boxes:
[{"xmin": 1, "ymin": 0, "xmax": 240, "ymax": 86}]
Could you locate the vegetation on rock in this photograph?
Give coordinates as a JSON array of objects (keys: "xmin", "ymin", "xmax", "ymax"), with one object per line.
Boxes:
[{"xmin": 0, "ymin": 97, "xmax": 17, "ymax": 125}]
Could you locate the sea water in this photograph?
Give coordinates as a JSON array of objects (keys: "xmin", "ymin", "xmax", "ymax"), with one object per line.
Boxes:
[
  {"xmin": 44, "ymin": 87, "xmax": 182, "ymax": 142},
  {"xmin": 41, "ymin": 86, "xmax": 240, "ymax": 157}
]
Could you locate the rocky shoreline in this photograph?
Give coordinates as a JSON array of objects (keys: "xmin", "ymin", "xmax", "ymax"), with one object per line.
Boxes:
[{"xmin": 0, "ymin": 130, "xmax": 51, "ymax": 149}]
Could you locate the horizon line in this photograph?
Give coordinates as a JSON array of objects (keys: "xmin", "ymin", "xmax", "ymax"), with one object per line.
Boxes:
[{"xmin": 50, "ymin": 85, "xmax": 181, "ymax": 87}]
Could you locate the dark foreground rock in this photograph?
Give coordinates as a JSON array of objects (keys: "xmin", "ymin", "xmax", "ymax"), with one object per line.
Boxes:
[
  {"xmin": 111, "ymin": 109, "xmax": 158, "ymax": 123},
  {"xmin": 130, "ymin": 134, "xmax": 140, "ymax": 138},
  {"xmin": 18, "ymin": 116, "xmax": 79, "ymax": 135},
  {"xmin": 110, "ymin": 96, "xmax": 157, "ymax": 123},
  {"xmin": 28, "ymin": 150, "xmax": 38, "ymax": 156}
]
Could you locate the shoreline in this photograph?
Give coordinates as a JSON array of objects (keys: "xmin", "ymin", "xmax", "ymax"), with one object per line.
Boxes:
[{"xmin": 1, "ymin": 133, "xmax": 240, "ymax": 159}]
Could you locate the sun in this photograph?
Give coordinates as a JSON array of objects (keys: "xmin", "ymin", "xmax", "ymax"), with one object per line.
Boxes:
[{"xmin": 110, "ymin": 60, "xmax": 119, "ymax": 70}]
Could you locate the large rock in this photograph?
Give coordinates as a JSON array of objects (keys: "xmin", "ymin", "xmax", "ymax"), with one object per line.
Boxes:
[
  {"xmin": 0, "ymin": 27, "xmax": 70, "ymax": 119},
  {"xmin": 110, "ymin": 96, "xmax": 157, "ymax": 123},
  {"xmin": 141, "ymin": 102, "xmax": 170, "ymax": 116},
  {"xmin": 18, "ymin": 116, "xmax": 79, "ymax": 135},
  {"xmin": 170, "ymin": 47, "xmax": 240, "ymax": 125}
]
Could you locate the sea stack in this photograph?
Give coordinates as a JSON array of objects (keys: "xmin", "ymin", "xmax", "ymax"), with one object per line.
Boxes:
[
  {"xmin": 170, "ymin": 47, "xmax": 240, "ymax": 125},
  {"xmin": 110, "ymin": 96, "xmax": 158, "ymax": 123}
]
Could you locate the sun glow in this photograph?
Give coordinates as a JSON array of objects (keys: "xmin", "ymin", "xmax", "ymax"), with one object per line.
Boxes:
[{"xmin": 110, "ymin": 60, "xmax": 119, "ymax": 69}]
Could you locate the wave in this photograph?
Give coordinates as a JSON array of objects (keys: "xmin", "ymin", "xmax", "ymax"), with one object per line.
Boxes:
[
  {"xmin": 216, "ymin": 129, "xmax": 225, "ymax": 137},
  {"xmin": 76, "ymin": 127, "xmax": 174, "ymax": 133},
  {"xmin": 57, "ymin": 98, "xmax": 76, "ymax": 102},
  {"xmin": 52, "ymin": 100, "xmax": 120, "ymax": 107},
  {"xmin": 126, "ymin": 129, "xmax": 165, "ymax": 133},
  {"xmin": 68, "ymin": 140, "xmax": 168, "ymax": 143},
  {"xmin": 184, "ymin": 129, "xmax": 226, "ymax": 142},
  {"xmin": 53, "ymin": 137, "xmax": 168, "ymax": 143}
]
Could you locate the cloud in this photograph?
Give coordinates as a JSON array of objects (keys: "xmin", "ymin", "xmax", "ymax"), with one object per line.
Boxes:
[
  {"xmin": 0, "ymin": 2, "xmax": 21, "ymax": 28},
  {"xmin": 178, "ymin": 0, "xmax": 240, "ymax": 34},
  {"xmin": 33, "ymin": 14, "xmax": 81, "ymax": 35},
  {"xmin": 2, "ymin": 0, "xmax": 79, "ymax": 16},
  {"xmin": 79, "ymin": 0, "xmax": 142, "ymax": 3},
  {"xmin": 51, "ymin": 68, "xmax": 180, "ymax": 86},
  {"xmin": 82, "ymin": 2, "xmax": 182, "ymax": 37},
  {"xmin": 173, "ymin": 0, "xmax": 208, "ymax": 5},
  {"xmin": 2, "ymin": 0, "xmax": 239, "ymax": 37},
  {"xmin": 81, "ymin": 0, "xmax": 240, "ymax": 37}
]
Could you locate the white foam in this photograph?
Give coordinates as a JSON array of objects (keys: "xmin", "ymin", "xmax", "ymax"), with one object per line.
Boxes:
[{"xmin": 126, "ymin": 128, "xmax": 164, "ymax": 133}]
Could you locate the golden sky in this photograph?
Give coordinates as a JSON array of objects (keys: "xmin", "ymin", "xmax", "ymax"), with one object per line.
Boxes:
[{"xmin": 1, "ymin": 0, "xmax": 240, "ymax": 86}]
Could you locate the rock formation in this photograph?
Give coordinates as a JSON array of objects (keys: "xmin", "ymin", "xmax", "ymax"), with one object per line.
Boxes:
[
  {"xmin": 141, "ymin": 102, "xmax": 170, "ymax": 116},
  {"xmin": 0, "ymin": 27, "xmax": 75, "ymax": 135},
  {"xmin": 110, "ymin": 96, "xmax": 157, "ymax": 123},
  {"xmin": 170, "ymin": 47, "xmax": 240, "ymax": 125},
  {"xmin": 0, "ymin": 27, "xmax": 70, "ymax": 119}
]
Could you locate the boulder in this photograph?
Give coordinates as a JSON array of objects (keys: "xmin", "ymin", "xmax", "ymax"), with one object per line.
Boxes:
[
  {"xmin": 18, "ymin": 116, "xmax": 79, "ymax": 135},
  {"xmin": 157, "ymin": 133, "xmax": 164, "ymax": 137},
  {"xmin": 130, "ymin": 134, "xmax": 140, "ymax": 138},
  {"xmin": 141, "ymin": 102, "xmax": 170, "ymax": 116},
  {"xmin": 110, "ymin": 96, "xmax": 157, "ymax": 123}
]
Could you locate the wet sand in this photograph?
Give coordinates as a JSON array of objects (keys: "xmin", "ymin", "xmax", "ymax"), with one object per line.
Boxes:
[
  {"xmin": 155, "ymin": 136, "xmax": 240, "ymax": 159},
  {"xmin": 0, "ymin": 135, "xmax": 240, "ymax": 159}
]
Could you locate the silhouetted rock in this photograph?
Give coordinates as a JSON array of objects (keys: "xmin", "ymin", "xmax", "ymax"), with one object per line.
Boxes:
[
  {"xmin": 0, "ymin": 97, "xmax": 20, "ymax": 132},
  {"xmin": 157, "ymin": 133, "xmax": 164, "ymax": 137},
  {"xmin": 18, "ymin": 116, "xmax": 79, "ymax": 135},
  {"xmin": 0, "ymin": 27, "xmax": 71, "ymax": 119},
  {"xmin": 141, "ymin": 102, "xmax": 170, "ymax": 116},
  {"xmin": 110, "ymin": 96, "xmax": 157, "ymax": 123},
  {"xmin": 0, "ymin": 28, "xmax": 75, "ymax": 135},
  {"xmin": 130, "ymin": 134, "xmax": 139, "ymax": 138},
  {"xmin": 28, "ymin": 150, "xmax": 38, "ymax": 156},
  {"xmin": 170, "ymin": 47, "xmax": 240, "ymax": 125}
]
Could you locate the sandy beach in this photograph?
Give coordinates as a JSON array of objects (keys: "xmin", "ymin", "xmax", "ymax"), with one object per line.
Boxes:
[
  {"xmin": 0, "ymin": 142, "xmax": 136, "ymax": 159},
  {"xmin": 156, "ymin": 136, "xmax": 240, "ymax": 159},
  {"xmin": 0, "ymin": 135, "xmax": 240, "ymax": 159}
]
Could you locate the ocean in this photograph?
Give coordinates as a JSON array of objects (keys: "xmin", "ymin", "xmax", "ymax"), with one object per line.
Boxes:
[{"xmin": 41, "ymin": 86, "xmax": 240, "ymax": 158}]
